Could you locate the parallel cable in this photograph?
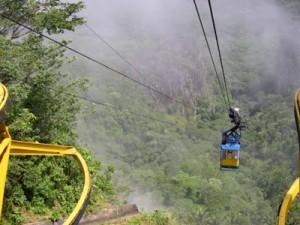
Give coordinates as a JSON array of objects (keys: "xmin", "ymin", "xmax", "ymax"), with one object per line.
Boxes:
[
  {"xmin": 192, "ymin": 0, "xmax": 228, "ymax": 107},
  {"xmin": 0, "ymin": 13, "xmax": 188, "ymax": 107},
  {"xmin": 58, "ymin": 90, "xmax": 174, "ymax": 125},
  {"xmin": 84, "ymin": 24, "xmax": 158, "ymax": 89},
  {"xmin": 207, "ymin": 0, "xmax": 231, "ymax": 108}
]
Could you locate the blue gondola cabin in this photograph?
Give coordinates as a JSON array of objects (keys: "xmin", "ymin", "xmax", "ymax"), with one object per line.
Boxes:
[{"xmin": 220, "ymin": 131, "xmax": 241, "ymax": 171}]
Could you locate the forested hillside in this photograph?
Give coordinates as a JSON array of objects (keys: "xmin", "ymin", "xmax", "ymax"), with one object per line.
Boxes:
[
  {"xmin": 0, "ymin": 0, "xmax": 300, "ymax": 225},
  {"xmin": 0, "ymin": 1, "xmax": 115, "ymax": 224},
  {"xmin": 69, "ymin": 0, "xmax": 300, "ymax": 224}
]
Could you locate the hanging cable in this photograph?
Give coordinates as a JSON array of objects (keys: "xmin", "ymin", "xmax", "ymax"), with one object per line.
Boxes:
[
  {"xmin": 84, "ymin": 24, "xmax": 158, "ymax": 90},
  {"xmin": 84, "ymin": 24, "xmax": 164, "ymax": 107},
  {"xmin": 0, "ymin": 13, "xmax": 188, "ymax": 108},
  {"xmin": 48, "ymin": 87, "xmax": 174, "ymax": 125},
  {"xmin": 192, "ymin": 0, "xmax": 228, "ymax": 107},
  {"xmin": 207, "ymin": 0, "xmax": 231, "ymax": 108},
  {"xmin": 69, "ymin": 93, "xmax": 174, "ymax": 125}
]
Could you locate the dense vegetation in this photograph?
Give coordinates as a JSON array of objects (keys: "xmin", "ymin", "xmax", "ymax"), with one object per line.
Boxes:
[
  {"xmin": 0, "ymin": 1, "xmax": 115, "ymax": 224},
  {"xmin": 73, "ymin": 0, "xmax": 300, "ymax": 224},
  {"xmin": 102, "ymin": 211, "xmax": 176, "ymax": 225},
  {"xmin": 0, "ymin": 0, "xmax": 300, "ymax": 225}
]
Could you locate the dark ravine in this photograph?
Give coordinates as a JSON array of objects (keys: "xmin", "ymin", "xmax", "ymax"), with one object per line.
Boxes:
[{"xmin": 25, "ymin": 204, "xmax": 139, "ymax": 225}]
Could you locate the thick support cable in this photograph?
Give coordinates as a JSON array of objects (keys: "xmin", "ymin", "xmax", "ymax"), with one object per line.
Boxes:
[
  {"xmin": 85, "ymin": 24, "xmax": 158, "ymax": 90},
  {"xmin": 192, "ymin": 0, "xmax": 228, "ymax": 107},
  {"xmin": 60, "ymin": 91, "xmax": 175, "ymax": 125},
  {"xmin": 0, "ymin": 13, "xmax": 188, "ymax": 108},
  {"xmin": 207, "ymin": 0, "xmax": 231, "ymax": 108}
]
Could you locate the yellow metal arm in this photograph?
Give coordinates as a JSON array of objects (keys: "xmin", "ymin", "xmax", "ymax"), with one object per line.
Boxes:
[
  {"xmin": 276, "ymin": 88, "xmax": 300, "ymax": 225},
  {"xmin": 0, "ymin": 83, "xmax": 10, "ymax": 122},
  {"xmin": 0, "ymin": 127, "xmax": 11, "ymax": 219},
  {"xmin": 277, "ymin": 178, "xmax": 299, "ymax": 225},
  {"xmin": 295, "ymin": 88, "xmax": 300, "ymax": 192},
  {"xmin": 10, "ymin": 141, "xmax": 92, "ymax": 225},
  {"xmin": 0, "ymin": 84, "xmax": 11, "ymax": 219},
  {"xmin": 10, "ymin": 140, "xmax": 77, "ymax": 156},
  {"xmin": 0, "ymin": 83, "xmax": 91, "ymax": 224}
]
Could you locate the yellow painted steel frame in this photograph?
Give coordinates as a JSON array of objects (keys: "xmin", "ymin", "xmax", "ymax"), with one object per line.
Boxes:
[
  {"xmin": 0, "ymin": 83, "xmax": 91, "ymax": 224},
  {"xmin": 10, "ymin": 141, "xmax": 91, "ymax": 224},
  {"xmin": 277, "ymin": 178, "xmax": 299, "ymax": 225},
  {"xmin": 0, "ymin": 83, "xmax": 11, "ymax": 219},
  {"xmin": 0, "ymin": 124, "xmax": 11, "ymax": 219},
  {"xmin": 296, "ymin": 89, "xmax": 300, "ymax": 186},
  {"xmin": 277, "ymin": 88, "xmax": 300, "ymax": 225}
]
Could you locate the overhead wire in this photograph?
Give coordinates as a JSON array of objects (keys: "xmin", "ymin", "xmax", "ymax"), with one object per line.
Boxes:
[
  {"xmin": 57, "ymin": 90, "xmax": 175, "ymax": 125},
  {"xmin": 0, "ymin": 13, "xmax": 188, "ymax": 108},
  {"xmin": 84, "ymin": 24, "xmax": 158, "ymax": 90},
  {"xmin": 207, "ymin": 0, "xmax": 231, "ymax": 108},
  {"xmin": 192, "ymin": 0, "xmax": 228, "ymax": 107},
  {"xmin": 84, "ymin": 23, "xmax": 166, "ymax": 108},
  {"xmin": 0, "ymin": 14, "xmax": 175, "ymax": 126},
  {"xmin": 0, "ymin": 5, "xmax": 236, "ymax": 137}
]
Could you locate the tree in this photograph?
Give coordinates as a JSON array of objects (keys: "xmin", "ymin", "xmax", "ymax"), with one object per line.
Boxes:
[
  {"xmin": 0, "ymin": 0, "xmax": 84, "ymax": 39},
  {"xmin": 0, "ymin": 1, "xmax": 116, "ymax": 224}
]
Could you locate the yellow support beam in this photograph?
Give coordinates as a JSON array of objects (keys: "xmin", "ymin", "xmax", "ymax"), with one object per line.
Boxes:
[
  {"xmin": 0, "ymin": 83, "xmax": 9, "ymax": 115},
  {"xmin": 0, "ymin": 127, "xmax": 11, "ymax": 219},
  {"xmin": 0, "ymin": 83, "xmax": 91, "ymax": 224},
  {"xmin": 277, "ymin": 178, "xmax": 299, "ymax": 225},
  {"xmin": 10, "ymin": 141, "xmax": 91, "ymax": 225},
  {"xmin": 10, "ymin": 140, "xmax": 77, "ymax": 156},
  {"xmin": 295, "ymin": 88, "xmax": 300, "ymax": 203},
  {"xmin": 276, "ymin": 88, "xmax": 300, "ymax": 225},
  {"xmin": 0, "ymin": 83, "xmax": 11, "ymax": 219}
]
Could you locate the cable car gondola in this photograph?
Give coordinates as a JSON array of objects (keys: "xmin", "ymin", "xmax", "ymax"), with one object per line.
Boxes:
[{"xmin": 220, "ymin": 107, "xmax": 242, "ymax": 171}]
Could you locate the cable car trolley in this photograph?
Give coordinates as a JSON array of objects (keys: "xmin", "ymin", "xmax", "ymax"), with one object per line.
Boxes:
[{"xmin": 220, "ymin": 107, "xmax": 244, "ymax": 171}]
